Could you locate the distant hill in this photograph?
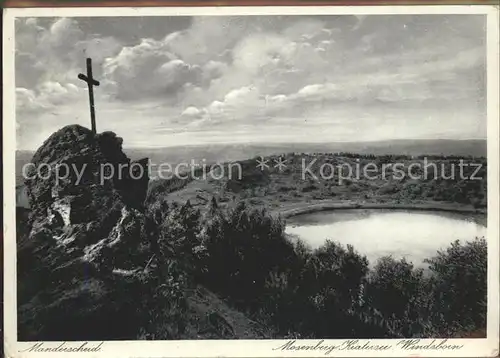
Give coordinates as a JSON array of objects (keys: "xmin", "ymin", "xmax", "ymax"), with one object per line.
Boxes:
[
  {"xmin": 125, "ymin": 139, "xmax": 487, "ymax": 165},
  {"xmin": 15, "ymin": 139, "xmax": 486, "ymax": 187}
]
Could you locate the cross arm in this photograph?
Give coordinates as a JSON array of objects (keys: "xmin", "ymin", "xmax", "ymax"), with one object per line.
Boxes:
[{"xmin": 78, "ymin": 73, "xmax": 100, "ymax": 86}]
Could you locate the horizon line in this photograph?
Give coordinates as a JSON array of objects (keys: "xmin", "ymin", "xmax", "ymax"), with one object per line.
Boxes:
[{"xmin": 15, "ymin": 137, "xmax": 488, "ymax": 152}]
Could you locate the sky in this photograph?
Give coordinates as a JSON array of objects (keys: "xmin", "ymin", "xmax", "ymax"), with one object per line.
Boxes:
[{"xmin": 15, "ymin": 15, "xmax": 486, "ymax": 150}]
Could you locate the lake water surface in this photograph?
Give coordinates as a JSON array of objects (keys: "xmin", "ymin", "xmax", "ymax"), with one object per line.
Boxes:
[{"xmin": 285, "ymin": 209, "xmax": 486, "ymax": 267}]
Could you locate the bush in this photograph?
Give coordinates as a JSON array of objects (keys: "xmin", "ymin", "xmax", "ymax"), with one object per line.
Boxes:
[
  {"xmin": 302, "ymin": 241, "xmax": 370, "ymax": 338},
  {"xmin": 143, "ymin": 195, "xmax": 488, "ymax": 340},
  {"xmin": 198, "ymin": 201, "xmax": 296, "ymax": 308},
  {"xmin": 425, "ymin": 237, "xmax": 487, "ymax": 336},
  {"xmin": 138, "ymin": 259, "xmax": 189, "ymax": 340},
  {"xmin": 365, "ymin": 257, "xmax": 431, "ymax": 337}
]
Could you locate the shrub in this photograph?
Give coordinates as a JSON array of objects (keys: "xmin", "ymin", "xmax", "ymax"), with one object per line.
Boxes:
[
  {"xmin": 138, "ymin": 259, "xmax": 189, "ymax": 340},
  {"xmin": 425, "ymin": 238, "xmax": 487, "ymax": 336},
  {"xmin": 365, "ymin": 257, "xmax": 430, "ymax": 337},
  {"xmin": 142, "ymin": 195, "xmax": 488, "ymax": 340},
  {"xmin": 198, "ymin": 201, "xmax": 296, "ymax": 308},
  {"xmin": 304, "ymin": 241, "xmax": 370, "ymax": 337}
]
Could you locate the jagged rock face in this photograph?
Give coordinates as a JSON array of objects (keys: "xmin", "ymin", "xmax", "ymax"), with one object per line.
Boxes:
[
  {"xmin": 17, "ymin": 124, "xmax": 271, "ymax": 341},
  {"xmin": 25, "ymin": 125, "xmax": 148, "ymax": 214},
  {"xmin": 18, "ymin": 125, "xmax": 152, "ymax": 340},
  {"xmin": 127, "ymin": 157, "xmax": 150, "ymax": 211}
]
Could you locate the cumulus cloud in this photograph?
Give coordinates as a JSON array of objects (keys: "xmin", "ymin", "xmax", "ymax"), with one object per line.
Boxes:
[
  {"xmin": 15, "ymin": 17, "xmax": 104, "ymax": 114},
  {"xmin": 74, "ymin": 37, "xmax": 122, "ymax": 64},
  {"xmin": 202, "ymin": 60, "xmax": 228, "ymax": 81},
  {"xmin": 296, "ymin": 83, "xmax": 337, "ymax": 97},
  {"xmin": 14, "ymin": 15, "xmax": 487, "ymax": 149},
  {"xmin": 16, "ymin": 81, "xmax": 82, "ymax": 114},
  {"xmin": 181, "ymin": 106, "xmax": 201, "ymax": 117},
  {"xmin": 16, "ymin": 88, "xmax": 46, "ymax": 112},
  {"xmin": 101, "ymin": 37, "xmax": 230, "ymax": 101}
]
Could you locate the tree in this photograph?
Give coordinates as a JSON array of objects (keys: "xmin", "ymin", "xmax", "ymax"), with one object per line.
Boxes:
[
  {"xmin": 425, "ymin": 238, "xmax": 487, "ymax": 336},
  {"xmin": 365, "ymin": 257, "xmax": 429, "ymax": 337}
]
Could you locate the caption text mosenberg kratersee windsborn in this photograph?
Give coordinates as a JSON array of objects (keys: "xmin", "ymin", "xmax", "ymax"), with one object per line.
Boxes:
[{"xmin": 273, "ymin": 338, "xmax": 464, "ymax": 355}]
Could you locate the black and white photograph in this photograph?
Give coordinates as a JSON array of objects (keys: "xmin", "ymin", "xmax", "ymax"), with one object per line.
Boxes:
[{"xmin": 3, "ymin": 5, "xmax": 499, "ymax": 358}]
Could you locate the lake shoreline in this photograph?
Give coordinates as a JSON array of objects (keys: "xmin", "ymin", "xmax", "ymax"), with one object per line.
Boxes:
[
  {"xmin": 278, "ymin": 200, "xmax": 487, "ymax": 219},
  {"xmin": 283, "ymin": 204, "xmax": 487, "ymax": 268}
]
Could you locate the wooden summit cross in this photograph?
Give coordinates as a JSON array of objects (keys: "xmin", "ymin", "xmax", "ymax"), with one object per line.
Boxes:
[{"xmin": 78, "ymin": 58, "xmax": 100, "ymax": 134}]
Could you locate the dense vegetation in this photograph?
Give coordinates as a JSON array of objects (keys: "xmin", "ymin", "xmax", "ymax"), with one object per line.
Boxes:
[
  {"xmin": 152, "ymin": 153, "xmax": 487, "ymax": 212},
  {"xmin": 143, "ymin": 196, "xmax": 487, "ymax": 339},
  {"xmin": 16, "ymin": 147, "xmax": 488, "ymax": 340}
]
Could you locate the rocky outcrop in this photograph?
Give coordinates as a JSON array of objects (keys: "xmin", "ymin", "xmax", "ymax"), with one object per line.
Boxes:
[
  {"xmin": 127, "ymin": 157, "xmax": 150, "ymax": 211},
  {"xmin": 25, "ymin": 125, "xmax": 148, "ymax": 214},
  {"xmin": 17, "ymin": 124, "xmax": 271, "ymax": 341},
  {"xmin": 18, "ymin": 125, "xmax": 152, "ymax": 340}
]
